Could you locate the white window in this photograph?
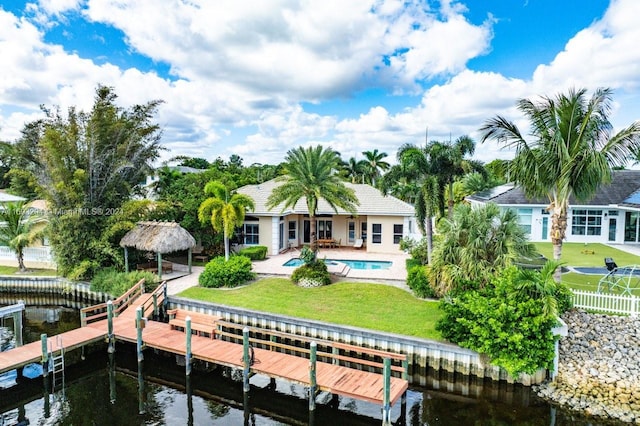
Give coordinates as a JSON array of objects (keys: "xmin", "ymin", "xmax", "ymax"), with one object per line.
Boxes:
[
  {"xmin": 517, "ymin": 208, "xmax": 533, "ymax": 234},
  {"xmin": 372, "ymin": 223, "xmax": 382, "ymax": 244},
  {"xmin": 572, "ymin": 209, "xmax": 602, "ymax": 236}
]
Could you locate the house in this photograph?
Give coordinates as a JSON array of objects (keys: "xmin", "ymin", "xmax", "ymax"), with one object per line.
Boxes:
[
  {"xmin": 235, "ymin": 179, "xmax": 418, "ymax": 255},
  {"xmin": 466, "ymin": 170, "xmax": 640, "ymax": 244}
]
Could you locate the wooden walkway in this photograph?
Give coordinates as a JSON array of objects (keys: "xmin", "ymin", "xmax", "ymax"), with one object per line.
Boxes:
[{"xmin": 2, "ymin": 281, "xmax": 409, "ymax": 408}]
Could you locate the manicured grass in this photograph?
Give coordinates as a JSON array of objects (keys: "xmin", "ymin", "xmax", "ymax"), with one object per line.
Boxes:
[
  {"xmin": 0, "ymin": 265, "xmax": 57, "ymax": 276},
  {"xmin": 179, "ymin": 278, "xmax": 443, "ymax": 340},
  {"xmin": 562, "ymin": 271, "xmax": 640, "ymax": 296},
  {"xmin": 534, "ymin": 242, "xmax": 640, "ymax": 267}
]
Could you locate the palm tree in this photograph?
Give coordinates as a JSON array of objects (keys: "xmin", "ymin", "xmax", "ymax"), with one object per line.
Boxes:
[
  {"xmin": 198, "ymin": 181, "xmax": 255, "ymax": 261},
  {"xmin": 0, "ymin": 201, "xmax": 41, "ymax": 272},
  {"xmin": 341, "ymin": 157, "xmax": 367, "ymax": 184},
  {"xmin": 480, "ymin": 87, "xmax": 640, "ymax": 278},
  {"xmin": 266, "ymin": 145, "xmax": 358, "ymax": 254},
  {"xmin": 382, "ymin": 144, "xmax": 440, "ymax": 263},
  {"xmin": 362, "ymin": 149, "xmax": 390, "ymax": 187},
  {"xmin": 427, "ymin": 136, "xmax": 485, "ymax": 219},
  {"xmin": 513, "ymin": 260, "xmax": 564, "ymax": 318},
  {"xmin": 430, "ymin": 203, "xmax": 535, "ymax": 296}
]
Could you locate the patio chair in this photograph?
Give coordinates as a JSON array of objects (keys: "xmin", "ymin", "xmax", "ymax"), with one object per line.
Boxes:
[{"xmin": 353, "ymin": 238, "xmax": 363, "ymax": 249}]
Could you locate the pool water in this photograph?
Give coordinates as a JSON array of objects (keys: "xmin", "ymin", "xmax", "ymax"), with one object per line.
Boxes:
[{"xmin": 283, "ymin": 258, "xmax": 392, "ymax": 270}]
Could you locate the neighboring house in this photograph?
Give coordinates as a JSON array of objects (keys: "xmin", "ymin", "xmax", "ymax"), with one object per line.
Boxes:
[
  {"xmin": 235, "ymin": 179, "xmax": 419, "ymax": 255},
  {"xmin": 466, "ymin": 170, "xmax": 640, "ymax": 245}
]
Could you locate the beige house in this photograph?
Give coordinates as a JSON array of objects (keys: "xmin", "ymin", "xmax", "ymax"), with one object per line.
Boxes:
[{"xmin": 235, "ymin": 179, "xmax": 417, "ymax": 255}]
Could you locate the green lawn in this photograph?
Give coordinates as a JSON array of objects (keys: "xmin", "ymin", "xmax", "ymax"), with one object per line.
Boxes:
[
  {"xmin": 534, "ymin": 242, "xmax": 640, "ymax": 267},
  {"xmin": 179, "ymin": 278, "xmax": 443, "ymax": 340},
  {"xmin": 0, "ymin": 265, "xmax": 58, "ymax": 276}
]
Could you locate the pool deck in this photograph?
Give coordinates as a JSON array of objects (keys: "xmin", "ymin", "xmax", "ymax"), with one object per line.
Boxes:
[
  {"xmin": 250, "ymin": 247, "xmax": 410, "ymax": 284},
  {"xmin": 164, "ymin": 248, "xmax": 411, "ymax": 295}
]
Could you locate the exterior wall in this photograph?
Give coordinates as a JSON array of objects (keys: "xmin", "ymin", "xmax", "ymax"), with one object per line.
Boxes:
[
  {"xmin": 0, "ymin": 246, "xmax": 55, "ymax": 269},
  {"xmin": 365, "ymin": 215, "xmax": 406, "ymax": 254}
]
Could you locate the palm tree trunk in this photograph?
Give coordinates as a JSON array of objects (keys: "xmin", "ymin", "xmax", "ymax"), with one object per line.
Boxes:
[
  {"xmin": 447, "ymin": 181, "xmax": 455, "ymax": 219},
  {"xmin": 550, "ymin": 207, "xmax": 567, "ymax": 282},
  {"xmin": 310, "ymin": 215, "xmax": 317, "ymax": 255},
  {"xmin": 17, "ymin": 250, "xmax": 26, "ymax": 272},
  {"xmin": 223, "ymin": 230, "xmax": 230, "ymax": 261},
  {"xmin": 425, "ymin": 212, "xmax": 433, "ymax": 264}
]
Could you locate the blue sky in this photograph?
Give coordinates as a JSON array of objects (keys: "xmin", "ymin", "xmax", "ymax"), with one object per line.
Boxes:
[{"xmin": 0, "ymin": 0, "xmax": 637, "ymax": 166}]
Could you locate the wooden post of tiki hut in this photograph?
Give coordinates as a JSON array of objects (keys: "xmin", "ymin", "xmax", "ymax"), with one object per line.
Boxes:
[{"xmin": 119, "ymin": 221, "xmax": 197, "ymax": 279}]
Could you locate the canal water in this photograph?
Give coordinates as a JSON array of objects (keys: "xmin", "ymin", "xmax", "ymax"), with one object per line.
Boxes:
[{"xmin": 0, "ymin": 301, "xmax": 630, "ymax": 425}]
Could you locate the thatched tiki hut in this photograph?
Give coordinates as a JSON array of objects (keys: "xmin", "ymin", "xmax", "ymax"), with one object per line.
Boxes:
[{"xmin": 120, "ymin": 221, "xmax": 197, "ymax": 279}]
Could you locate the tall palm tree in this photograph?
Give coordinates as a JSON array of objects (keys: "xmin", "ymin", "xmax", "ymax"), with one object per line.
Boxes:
[
  {"xmin": 362, "ymin": 149, "xmax": 390, "ymax": 187},
  {"xmin": 266, "ymin": 145, "xmax": 358, "ymax": 254},
  {"xmin": 480, "ymin": 87, "xmax": 640, "ymax": 278},
  {"xmin": 428, "ymin": 136, "xmax": 485, "ymax": 219},
  {"xmin": 198, "ymin": 181, "xmax": 255, "ymax": 261},
  {"xmin": 0, "ymin": 201, "xmax": 41, "ymax": 272},
  {"xmin": 382, "ymin": 143, "xmax": 440, "ymax": 263}
]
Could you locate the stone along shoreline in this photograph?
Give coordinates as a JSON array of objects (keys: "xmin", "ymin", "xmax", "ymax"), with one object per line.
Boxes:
[{"xmin": 534, "ymin": 310, "xmax": 640, "ymax": 423}]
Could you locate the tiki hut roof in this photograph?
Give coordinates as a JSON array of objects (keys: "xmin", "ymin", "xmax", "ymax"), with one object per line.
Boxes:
[{"xmin": 119, "ymin": 221, "xmax": 196, "ymax": 254}]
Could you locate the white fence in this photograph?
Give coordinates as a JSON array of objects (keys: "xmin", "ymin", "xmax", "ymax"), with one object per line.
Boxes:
[
  {"xmin": 572, "ymin": 289, "xmax": 639, "ymax": 317},
  {"xmin": 0, "ymin": 246, "xmax": 53, "ymax": 263}
]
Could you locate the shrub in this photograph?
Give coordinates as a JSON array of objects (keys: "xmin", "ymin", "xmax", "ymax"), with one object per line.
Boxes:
[
  {"xmin": 91, "ymin": 268, "xmax": 158, "ymax": 297},
  {"xmin": 238, "ymin": 246, "xmax": 268, "ymax": 260},
  {"xmin": 291, "ymin": 260, "xmax": 331, "ymax": 287},
  {"xmin": 436, "ymin": 267, "xmax": 559, "ymax": 377},
  {"xmin": 400, "ymin": 237, "xmax": 430, "ymax": 265},
  {"xmin": 406, "ymin": 264, "xmax": 437, "ymax": 298},
  {"xmin": 199, "ymin": 255, "xmax": 255, "ymax": 288}
]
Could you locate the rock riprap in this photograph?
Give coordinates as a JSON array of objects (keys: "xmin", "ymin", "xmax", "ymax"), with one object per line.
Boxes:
[{"xmin": 534, "ymin": 310, "xmax": 640, "ymax": 423}]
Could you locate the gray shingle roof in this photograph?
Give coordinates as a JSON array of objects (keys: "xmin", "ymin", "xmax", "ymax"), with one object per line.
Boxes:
[
  {"xmin": 237, "ymin": 179, "xmax": 415, "ymax": 216},
  {"xmin": 467, "ymin": 170, "xmax": 640, "ymax": 207}
]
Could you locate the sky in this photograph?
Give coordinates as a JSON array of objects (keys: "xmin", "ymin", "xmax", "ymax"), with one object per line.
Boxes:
[{"xmin": 1, "ymin": 0, "xmax": 639, "ymax": 167}]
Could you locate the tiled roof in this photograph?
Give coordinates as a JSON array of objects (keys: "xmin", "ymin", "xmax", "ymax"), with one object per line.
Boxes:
[
  {"xmin": 237, "ymin": 179, "xmax": 415, "ymax": 216},
  {"xmin": 467, "ymin": 170, "xmax": 640, "ymax": 207}
]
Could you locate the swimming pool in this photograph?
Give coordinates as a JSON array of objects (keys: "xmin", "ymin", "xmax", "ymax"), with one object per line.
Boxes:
[{"xmin": 283, "ymin": 258, "xmax": 392, "ymax": 270}]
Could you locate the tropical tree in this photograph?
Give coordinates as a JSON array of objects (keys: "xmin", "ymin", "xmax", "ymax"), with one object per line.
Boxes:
[
  {"xmin": 382, "ymin": 143, "xmax": 440, "ymax": 263},
  {"xmin": 361, "ymin": 149, "xmax": 390, "ymax": 187},
  {"xmin": 480, "ymin": 87, "xmax": 640, "ymax": 278},
  {"xmin": 341, "ymin": 157, "xmax": 367, "ymax": 184},
  {"xmin": 513, "ymin": 259, "xmax": 572, "ymax": 318},
  {"xmin": 0, "ymin": 202, "xmax": 41, "ymax": 272},
  {"xmin": 429, "ymin": 203, "xmax": 535, "ymax": 296},
  {"xmin": 198, "ymin": 181, "xmax": 255, "ymax": 261},
  {"xmin": 266, "ymin": 145, "xmax": 358, "ymax": 254},
  {"xmin": 427, "ymin": 136, "xmax": 485, "ymax": 218}
]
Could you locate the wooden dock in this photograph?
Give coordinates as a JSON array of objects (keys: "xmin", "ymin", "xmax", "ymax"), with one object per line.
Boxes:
[{"xmin": 2, "ymin": 280, "xmax": 409, "ymax": 414}]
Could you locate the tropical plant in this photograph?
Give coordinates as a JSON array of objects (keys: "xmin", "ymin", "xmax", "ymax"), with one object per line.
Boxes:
[
  {"xmin": 382, "ymin": 144, "xmax": 440, "ymax": 263},
  {"xmin": 427, "ymin": 136, "xmax": 485, "ymax": 218},
  {"xmin": 361, "ymin": 149, "xmax": 390, "ymax": 187},
  {"xmin": 429, "ymin": 203, "xmax": 535, "ymax": 296},
  {"xmin": 199, "ymin": 255, "xmax": 255, "ymax": 288},
  {"xmin": 290, "ymin": 260, "xmax": 331, "ymax": 287},
  {"xmin": 341, "ymin": 157, "xmax": 367, "ymax": 184},
  {"xmin": 436, "ymin": 266, "xmax": 560, "ymax": 377},
  {"xmin": 0, "ymin": 201, "xmax": 41, "ymax": 272},
  {"xmin": 198, "ymin": 181, "xmax": 255, "ymax": 261},
  {"xmin": 513, "ymin": 260, "xmax": 573, "ymax": 317},
  {"xmin": 480, "ymin": 87, "xmax": 640, "ymax": 279},
  {"xmin": 266, "ymin": 145, "xmax": 358, "ymax": 254}
]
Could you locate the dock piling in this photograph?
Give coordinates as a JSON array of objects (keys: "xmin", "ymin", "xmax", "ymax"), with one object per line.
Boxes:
[
  {"xmin": 40, "ymin": 333, "xmax": 48, "ymax": 376},
  {"xmin": 107, "ymin": 300, "xmax": 114, "ymax": 354},
  {"xmin": 242, "ymin": 327, "xmax": 250, "ymax": 392},
  {"xmin": 136, "ymin": 307, "xmax": 144, "ymax": 362},
  {"xmin": 382, "ymin": 357, "xmax": 391, "ymax": 425},
  {"xmin": 185, "ymin": 316, "xmax": 192, "ymax": 376},
  {"xmin": 309, "ymin": 341, "xmax": 317, "ymax": 411}
]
